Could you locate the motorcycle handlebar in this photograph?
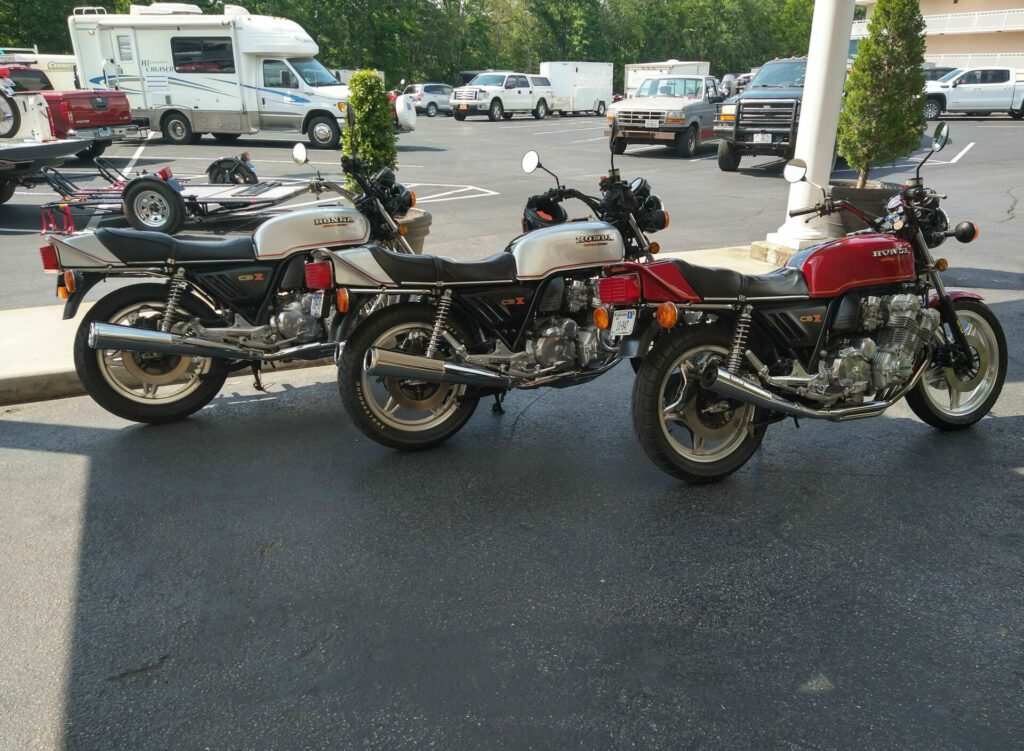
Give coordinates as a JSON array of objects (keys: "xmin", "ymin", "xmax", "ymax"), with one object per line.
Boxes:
[{"xmin": 788, "ymin": 205, "xmax": 819, "ymax": 217}]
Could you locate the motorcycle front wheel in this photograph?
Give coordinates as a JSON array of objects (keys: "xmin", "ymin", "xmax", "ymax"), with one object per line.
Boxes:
[
  {"xmin": 74, "ymin": 284, "xmax": 228, "ymax": 423},
  {"xmin": 905, "ymin": 298, "xmax": 1006, "ymax": 430},
  {"xmin": 338, "ymin": 303, "xmax": 480, "ymax": 450},
  {"xmin": 632, "ymin": 325, "xmax": 766, "ymax": 484}
]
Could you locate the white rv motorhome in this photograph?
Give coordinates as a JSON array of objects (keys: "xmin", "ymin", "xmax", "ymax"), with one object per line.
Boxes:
[{"xmin": 68, "ymin": 3, "xmax": 356, "ymax": 148}]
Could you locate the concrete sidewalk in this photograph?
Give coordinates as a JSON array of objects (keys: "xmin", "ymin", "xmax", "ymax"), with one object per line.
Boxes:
[{"xmin": 0, "ymin": 245, "xmax": 783, "ymax": 406}]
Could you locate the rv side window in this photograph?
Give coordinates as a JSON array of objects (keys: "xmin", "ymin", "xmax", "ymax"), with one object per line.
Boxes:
[
  {"xmin": 117, "ymin": 35, "xmax": 133, "ymax": 62},
  {"xmin": 263, "ymin": 60, "xmax": 296, "ymax": 89},
  {"xmin": 171, "ymin": 37, "xmax": 235, "ymax": 74}
]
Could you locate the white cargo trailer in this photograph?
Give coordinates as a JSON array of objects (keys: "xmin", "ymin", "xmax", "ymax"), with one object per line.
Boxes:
[
  {"xmin": 0, "ymin": 48, "xmax": 79, "ymax": 89},
  {"xmin": 67, "ymin": 3, "xmax": 375, "ymax": 148},
  {"xmin": 539, "ymin": 61, "xmax": 613, "ymax": 116},
  {"xmin": 624, "ymin": 60, "xmax": 710, "ymax": 97}
]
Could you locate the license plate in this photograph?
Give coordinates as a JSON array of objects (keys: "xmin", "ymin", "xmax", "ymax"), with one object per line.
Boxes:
[
  {"xmin": 459, "ymin": 104, "xmax": 468, "ymax": 110},
  {"xmin": 310, "ymin": 291, "xmax": 325, "ymax": 318},
  {"xmin": 644, "ymin": 119, "xmax": 660, "ymax": 128},
  {"xmin": 610, "ymin": 309, "xmax": 636, "ymax": 336},
  {"xmin": 753, "ymin": 132, "xmax": 771, "ymax": 144},
  {"xmin": 98, "ymin": 126, "xmax": 111, "ymax": 137}
]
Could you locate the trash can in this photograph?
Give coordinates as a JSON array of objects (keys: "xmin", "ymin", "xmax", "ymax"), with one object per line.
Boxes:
[
  {"xmin": 826, "ymin": 179, "xmax": 902, "ymax": 237},
  {"xmin": 398, "ymin": 207, "xmax": 431, "ymax": 254}
]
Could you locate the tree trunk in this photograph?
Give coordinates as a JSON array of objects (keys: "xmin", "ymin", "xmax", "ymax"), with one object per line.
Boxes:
[{"xmin": 856, "ymin": 168, "xmax": 871, "ymax": 190}]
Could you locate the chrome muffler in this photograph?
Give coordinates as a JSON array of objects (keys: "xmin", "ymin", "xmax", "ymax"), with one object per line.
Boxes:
[
  {"xmin": 365, "ymin": 347, "xmax": 512, "ymax": 389},
  {"xmin": 699, "ymin": 365, "xmax": 888, "ymax": 422},
  {"xmin": 88, "ymin": 323, "xmax": 334, "ymax": 362}
]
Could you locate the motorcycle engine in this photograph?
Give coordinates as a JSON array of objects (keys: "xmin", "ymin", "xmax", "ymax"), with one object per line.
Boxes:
[
  {"xmin": 527, "ymin": 317, "xmax": 610, "ymax": 372},
  {"xmin": 273, "ymin": 293, "xmax": 321, "ymax": 342}
]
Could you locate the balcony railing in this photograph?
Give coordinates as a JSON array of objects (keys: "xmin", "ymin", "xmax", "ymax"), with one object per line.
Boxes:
[{"xmin": 853, "ymin": 9, "xmax": 1024, "ymax": 38}]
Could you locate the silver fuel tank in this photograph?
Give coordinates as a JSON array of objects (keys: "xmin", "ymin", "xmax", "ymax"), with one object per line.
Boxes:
[
  {"xmin": 508, "ymin": 221, "xmax": 624, "ymax": 279},
  {"xmin": 253, "ymin": 206, "xmax": 370, "ymax": 260}
]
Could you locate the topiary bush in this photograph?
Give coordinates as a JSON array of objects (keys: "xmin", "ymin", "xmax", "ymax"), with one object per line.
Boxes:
[
  {"xmin": 837, "ymin": 0, "xmax": 926, "ymax": 189},
  {"xmin": 341, "ymin": 70, "xmax": 397, "ymax": 192}
]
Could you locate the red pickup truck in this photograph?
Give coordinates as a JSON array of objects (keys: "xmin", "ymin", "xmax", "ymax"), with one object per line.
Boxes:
[{"xmin": 0, "ymin": 65, "xmax": 141, "ymax": 159}]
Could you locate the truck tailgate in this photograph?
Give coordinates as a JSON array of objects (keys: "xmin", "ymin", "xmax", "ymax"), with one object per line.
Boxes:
[{"xmin": 43, "ymin": 90, "xmax": 132, "ymax": 132}]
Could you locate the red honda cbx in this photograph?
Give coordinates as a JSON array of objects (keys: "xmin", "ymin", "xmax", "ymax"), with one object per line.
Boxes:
[{"xmin": 596, "ymin": 124, "xmax": 1007, "ymax": 484}]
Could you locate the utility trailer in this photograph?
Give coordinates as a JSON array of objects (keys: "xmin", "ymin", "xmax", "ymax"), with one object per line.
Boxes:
[{"xmin": 539, "ymin": 61, "xmax": 613, "ymax": 116}]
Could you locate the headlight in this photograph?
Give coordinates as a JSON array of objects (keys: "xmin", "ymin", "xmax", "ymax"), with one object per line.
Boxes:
[
  {"xmin": 476, "ymin": 90, "xmax": 487, "ymax": 100},
  {"xmin": 720, "ymin": 104, "xmax": 736, "ymax": 116}
]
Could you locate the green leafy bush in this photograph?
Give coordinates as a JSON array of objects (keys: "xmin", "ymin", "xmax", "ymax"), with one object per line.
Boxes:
[
  {"xmin": 838, "ymin": 0, "xmax": 926, "ymax": 188},
  {"xmin": 341, "ymin": 70, "xmax": 397, "ymax": 191}
]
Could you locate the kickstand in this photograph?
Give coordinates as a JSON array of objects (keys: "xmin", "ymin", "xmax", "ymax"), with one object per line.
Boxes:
[
  {"xmin": 492, "ymin": 393, "xmax": 506, "ymax": 415},
  {"xmin": 791, "ymin": 416, "xmax": 800, "ymax": 429},
  {"xmin": 251, "ymin": 362, "xmax": 265, "ymax": 392}
]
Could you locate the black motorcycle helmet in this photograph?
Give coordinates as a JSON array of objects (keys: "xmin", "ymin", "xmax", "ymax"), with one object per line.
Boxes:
[{"xmin": 522, "ymin": 194, "xmax": 568, "ymax": 232}]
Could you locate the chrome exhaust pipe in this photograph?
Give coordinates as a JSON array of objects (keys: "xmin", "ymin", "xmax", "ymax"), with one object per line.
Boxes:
[
  {"xmin": 88, "ymin": 323, "xmax": 334, "ymax": 363},
  {"xmin": 365, "ymin": 347, "xmax": 512, "ymax": 389},
  {"xmin": 699, "ymin": 365, "xmax": 888, "ymax": 422}
]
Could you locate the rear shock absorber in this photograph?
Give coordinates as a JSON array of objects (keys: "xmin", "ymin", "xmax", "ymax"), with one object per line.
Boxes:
[
  {"xmin": 425, "ymin": 290, "xmax": 453, "ymax": 359},
  {"xmin": 726, "ymin": 304, "xmax": 752, "ymax": 375},
  {"xmin": 161, "ymin": 270, "xmax": 189, "ymax": 333}
]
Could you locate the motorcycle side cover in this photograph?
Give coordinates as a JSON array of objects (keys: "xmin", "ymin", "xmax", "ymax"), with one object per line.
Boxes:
[{"xmin": 786, "ymin": 233, "xmax": 915, "ymax": 298}]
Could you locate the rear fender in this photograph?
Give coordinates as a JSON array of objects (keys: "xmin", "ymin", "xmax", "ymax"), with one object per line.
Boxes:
[
  {"xmin": 617, "ymin": 316, "xmax": 660, "ymax": 358},
  {"xmin": 60, "ymin": 271, "xmax": 105, "ymax": 320}
]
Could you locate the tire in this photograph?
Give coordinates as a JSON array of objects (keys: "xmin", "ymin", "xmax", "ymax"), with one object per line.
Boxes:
[
  {"xmin": 161, "ymin": 112, "xmax": 194, "ymax": 145},
  {"xmin": 596, "ymin": 101, "xmax": 606, "ymax": 117},
  {"xmin": 675, "ymin": 125, "xmax": 698, "ymax": 157},
  {"xmin": 307, "ymin": 115, "xmax": 340, "ymax": 149},
  {"xmin": 453, "ymin": 111, "xmax": 467, "ymax": 121},
  {"xmin": 632, "ymin": 325, "xmax": 766, "ymax": 484},
  {"xmin": 206, "ymin": 157, "xmax": 258, "ymax": 185},
  {"xmin": 488, "ymin": 99, "xmax": 504, "ymax": 122},
  {"xmin": 717, "ymin": 140, "xmax": 741, "ymax": 171},
  {"xmin": 612, "ymin": 138, "xmax": 627, "ymax": 155},
  {"xmin": 923, "ymin": 99, "xmax": 942, "ymax": 121},
  {"xmin": 426, "ymin": 102, "xmax": 438, "ymax": 118},
  {"xmin": 0, "ymin": 178, "xmax": 15, "ymax": 205},
  {"xmin": 0, "ymin": 91, "xmax": 21, "ymax": 138},
  {"xmin": 189, "ymin": 132, "xmax": 204, "ymax": 144},
  {"xmin": 212, "ymin": 132, "xmax": 241, "ymax": 144},
  {"xmin": 533, "ymin": 99, "xmax": 548, "ymax": 120},
  {"xmin": 502, "ymin": 112, "xmax": 514, "ymax": 120},
  {"xmin": 1009, "ymin": 109, "xmax": 1024, "ymax": 120},
  {"xmin": 122, "ymin": 178, "xmax": 186, "ymax": 234},
  {"xmin": 75, "ymin": 141, "xmax": 107, "ymax": 161},
  {"xmin": 905, "ymin": 298, "xmax": 1007, "ymax": 430},
  {"xmin": 74, "ymin": 284, "xmax": 228, "ymax": 424},
  {"xmin": 338, "ymin": 303, "xmax": 480, "ymax": 451}
]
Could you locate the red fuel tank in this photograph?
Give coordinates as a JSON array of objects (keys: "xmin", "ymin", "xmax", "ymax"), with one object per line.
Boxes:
[{"xmin": 790, "ymin": 233, "xmax": 915, "ymax": 298}]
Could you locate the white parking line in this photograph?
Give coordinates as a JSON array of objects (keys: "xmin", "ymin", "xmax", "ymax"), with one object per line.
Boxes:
[
  {"xmin": 571, "ymin": 136, "xmax": 607, "ymax": 143},
  {"xmin": 950, "ymin": 142, "xmax": 975, "ymax": 163},
  {"xmin": 528, "ymin": 126, "xmax": 606, "ymax": 136},
  {"xmin": 135, "ymin": 154, "xmax": 424, "ymax": 169}
]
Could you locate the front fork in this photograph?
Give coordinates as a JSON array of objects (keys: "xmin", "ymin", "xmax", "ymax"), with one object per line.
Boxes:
[{"xmin": 916, "ymin": 228, "xmax": 973, "ymax": 367}]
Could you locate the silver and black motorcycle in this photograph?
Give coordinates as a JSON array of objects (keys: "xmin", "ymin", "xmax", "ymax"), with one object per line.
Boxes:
[
  {"xmin": 40, "ymin": 144, "xmax": 418, "ymax": 423},
  {"xmin": 316, "ymin": 139, "xmax": 670, "ymax": 449}
]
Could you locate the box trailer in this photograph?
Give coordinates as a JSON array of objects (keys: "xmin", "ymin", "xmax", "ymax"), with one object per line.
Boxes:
[
  {"xmin": 68, "ymin": 3, "xmax": 358, "ymax": 148},
  {"xmin": 625, "ymin": 60, "xmax": 710, "ymax": 97},
  {"xmin": 539, "ymin": 61, "xmax": 613, "ymax": 116}
]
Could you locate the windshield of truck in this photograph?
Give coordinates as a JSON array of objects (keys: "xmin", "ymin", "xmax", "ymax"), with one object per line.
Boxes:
[
  {"xmin": 6, "ymin": 69, "xmax": 52, "ymax": 92},
  {"xmin": 937, "ymin": 68, "xmax": 963, "ymax": 83},
  {"xmin": 636, "ymin": 77, "xmax": 702, "ymax": 98},
  {"xmin": 289, "ymin": 58, "xmax": 339, "ymax": 87},
  {"xmin": 749, "ymin": 60, "xmax": 807, "ymax": 88},
  {"xmin": 469, "ymin": 74, "xmax": 507, "ymax": 87}
]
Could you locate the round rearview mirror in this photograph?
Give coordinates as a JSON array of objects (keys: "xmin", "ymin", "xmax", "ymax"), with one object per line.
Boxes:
[
  {"xmin": 521, "ymin": 150, "xmax": 540, "ymax": 174},
  {"xmin": 292, "ymin": 143, "xmax": 308, "ymax": 165},
  {"xmin": 932, "ymin": 122, "xmax": 949, "ymax": 152},
  {"xmin": 783, "ymin": 158, "xmax": 808, "ymax": 184}
]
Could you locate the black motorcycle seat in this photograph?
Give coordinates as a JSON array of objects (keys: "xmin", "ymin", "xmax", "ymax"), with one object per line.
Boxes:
[
  {"xmin": 96, "ymin": 227, "xmax": 256, "ymax": 264},
  {"xmin": 369, "ymin": 246, "xmax": 517, "ymax": 285},
  {"xmin": 667, "ymin": 259, "xmax": 809, "ymax": 299}
]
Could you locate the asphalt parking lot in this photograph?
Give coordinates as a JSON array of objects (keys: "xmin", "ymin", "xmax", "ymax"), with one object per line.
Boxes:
[{"xmin": 2, "ymin": 113, "xmax": 1023, "ymax": 749}]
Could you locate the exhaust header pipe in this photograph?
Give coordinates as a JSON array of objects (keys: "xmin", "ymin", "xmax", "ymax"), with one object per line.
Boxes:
[
  {"xmin": 365, "ymin": 347, "xmax": 512, "ymax": 390},
  {"xmin": 699, "ymin": 365, "xmax": 887, "ymax": 422},
  {"xmin": 88, "ymin": 323, "xmax": 334, "ymax": 363}
]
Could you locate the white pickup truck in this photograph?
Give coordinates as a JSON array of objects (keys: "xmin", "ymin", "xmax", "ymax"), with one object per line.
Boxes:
[
  {"xmin": 450, "ymin": 71, "xmax": 555, "ymax": 121},
  {"xmin": 923, "ymin": 67, "xmax": 1024, "ymax": 120}
]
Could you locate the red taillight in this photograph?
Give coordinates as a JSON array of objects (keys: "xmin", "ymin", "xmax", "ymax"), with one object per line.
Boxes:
[
  {"xmin": 60, "ymin": 100, "xmax": 74, "ymax": 124},
  {"xmin": 40, "ymin": 244, "xmax": 59, "ymax": 272},
  {"xmin": 241, "ymin": 152, "xmax": 250, "ymax": 162},
  {"xmin": 417, "ymin": 93, "xmax": 424, "ymax": 100},
  {"xmin": 158, "ymin": 167, "xmax": 173, "ymax": 180},
  {"xmin": 599, "ymin": 274, "xmax": 641, "ymax": 304},
  {"xmin": 304, "ymin": 260, "xmax": 333, "ymax": 289}
]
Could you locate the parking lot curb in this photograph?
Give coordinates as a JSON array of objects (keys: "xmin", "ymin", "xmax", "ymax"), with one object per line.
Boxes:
[{"xmin": 749, "ymin": 240, "xmax": 801, "ymax": 266}]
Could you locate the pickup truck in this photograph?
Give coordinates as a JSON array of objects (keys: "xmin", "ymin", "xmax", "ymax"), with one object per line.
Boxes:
[
  {"xmin": 0, "ymin": 65, "xmax": 141, "ymax": 160},
  {"xmin": 450, "ymin": 71, "xmax": 554, "ymax": 121},
  {"xmin": 604, "ymin": 74, "xmax": 723, "ymax": 156},
  {"xmin": 713, "ymin": 57, "xmax": 807, "ymax": 171},
  {"xmin": 923, "ymin": 67, "xmax": 1024, "ymax": 120}
]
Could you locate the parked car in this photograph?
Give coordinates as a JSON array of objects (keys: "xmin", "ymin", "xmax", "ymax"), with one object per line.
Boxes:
[
  {"xmin": 403, "ymin": 82, "xmax": 454, "ymax": 117},
  {"xmin": 923, "ymin": 66, "xmax": 957, "ymax": 82}
]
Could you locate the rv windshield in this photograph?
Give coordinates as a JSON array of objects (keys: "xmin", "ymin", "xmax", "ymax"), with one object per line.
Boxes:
[{"xmin": 290, "ymin": 58, "xmax": 340, "ymax": 87}]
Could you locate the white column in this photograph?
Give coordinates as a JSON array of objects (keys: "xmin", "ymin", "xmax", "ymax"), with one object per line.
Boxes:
[{"xmin": 766, "ymin": 0, "xmax": 857, "ymax": 250}]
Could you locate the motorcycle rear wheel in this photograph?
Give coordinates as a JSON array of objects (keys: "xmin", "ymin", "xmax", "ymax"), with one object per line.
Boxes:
[
  {"xmin": 74, "ymin": 284, "xmax": 228, "ymax": 423},
  {"xmin": 338, "ymin": 303, "xmax": 480, "ymax": 450},
  {"xmin": 906, "ymin": 298, "xmax": 1006, "ymax": 430},
  {"xmin": 633, "ymin": 325, "xmax": 766, "ymax": 484}
]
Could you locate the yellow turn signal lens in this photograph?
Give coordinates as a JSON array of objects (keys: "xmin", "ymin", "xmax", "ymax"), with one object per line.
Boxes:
[
  {"xmin": 336, "ymin": 289, "xmax": 350, "ymax": 313},
  {"xmin": 63, "ymin": 270, "xmax": 76, "ymax": 293},
  {"xmin": 656, "ymin": 302, "xmax": 678, "ymax": 329},
  {"xmin": 649, "ymin": 242, "xmax": 660, "ymax": 254},
  {"xmin": 58, "ymin": 285, "xmax": 69, "ymax": 300},
  {"xmin": 397, "ymin": 224, "xmax": 408, "ymax": 235},
  {"xmin": 410, "ymin": 191, "xmax": 416, "ymax": 208},
  {"xmin": 936, "ymin": 258, "xmax": 948, "ymax": 271},
  {"xmin": 593, "ymin": 307, "xmax": 610, "ymax": 330},
  {"xmin": 719, "ymin": 114, "xmax": 734, "ymax": 121}
]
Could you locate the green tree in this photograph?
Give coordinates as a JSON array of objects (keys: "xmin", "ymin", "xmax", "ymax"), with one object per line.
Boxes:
[
  {"xmin": 838, "ymin": 0, "xmax": 926, "ymax": 188},
  {"xmin": 341, "ymin": 69, "xmax": 397, "ymax": 189}
]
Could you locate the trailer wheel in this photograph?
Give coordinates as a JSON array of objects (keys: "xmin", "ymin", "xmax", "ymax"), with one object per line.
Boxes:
[
  {"xmin": 162, "ymin": 113, "xmax": 194, "ymax": 145},
  {"xmin": 0, "ymin": 179, "xmax": 15, "ymax": 205},
  {"xmin": 123, "ymin": 178, "xmax": 186, "ymax": 234},
  {"xmin": 75, "ymin": 142, "xmax": 107, "ymax": 161},
  {"xmin": 0, "ymin": 91, "xmax": 21, "ymax": 138},
  {"xmin": 596, "ymin": 101, "xmax": 606, "ymax": 117},
  {"xmin": 307, "ymin": 115, "xmax": 340, "ymax": 149}
]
